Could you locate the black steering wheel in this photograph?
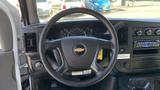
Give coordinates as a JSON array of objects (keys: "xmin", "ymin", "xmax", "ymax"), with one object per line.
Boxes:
[{"xmin": 39, "ymin": 8, "xmax": 119, "ymax": 87}]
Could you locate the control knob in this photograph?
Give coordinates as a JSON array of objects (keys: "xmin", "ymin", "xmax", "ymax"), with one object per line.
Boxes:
[
  {"xmin": 136, "ymin": 30, "xmax": 143, "ymax": 36},
  {"xmin": 155, "ymin": 29, "xmax": 160, "ymax": 35},
  {"xmin": 145, "ymin": 29, "xmax": 152, "ymax": 35}
]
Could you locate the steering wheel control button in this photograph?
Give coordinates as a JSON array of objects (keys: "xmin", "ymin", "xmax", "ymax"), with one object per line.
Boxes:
[{"xmin": 74, "ymin": 44, "xmax": 86, "ymax": 56}]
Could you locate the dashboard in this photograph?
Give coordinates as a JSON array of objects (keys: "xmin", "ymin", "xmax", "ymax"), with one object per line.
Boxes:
[
  {"xmin": 23, "ymin": 18, "xmax": 160, "ymax": 74},
  {"xmin": 46, "ymin": 21, "xmax": 111, "ymax": 40}
]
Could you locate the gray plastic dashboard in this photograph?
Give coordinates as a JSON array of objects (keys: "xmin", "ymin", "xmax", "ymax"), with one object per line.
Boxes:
[{"xmin": 22, "ymin": 19, "xmax": 160, "ymax": 74}]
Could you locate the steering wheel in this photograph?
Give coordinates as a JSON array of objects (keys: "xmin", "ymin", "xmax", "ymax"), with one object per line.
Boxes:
[{"xmin": 39, "ymin": 8, "xmax": 119, "ymax": 87}]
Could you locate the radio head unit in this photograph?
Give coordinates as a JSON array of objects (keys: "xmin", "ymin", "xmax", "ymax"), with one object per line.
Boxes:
[{"xmin": 134, "ymin": 40, "xmax": 160, "ymax": 48}]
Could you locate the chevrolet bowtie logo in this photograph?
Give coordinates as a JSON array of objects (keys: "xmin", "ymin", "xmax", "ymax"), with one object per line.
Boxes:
[
  {"xmin": 74, "ymin": 45, "xmax": 86, "ymax": 56},
  {"xmin": 74, "ymin": 48, "xmax": 85, "ymax": 53}
]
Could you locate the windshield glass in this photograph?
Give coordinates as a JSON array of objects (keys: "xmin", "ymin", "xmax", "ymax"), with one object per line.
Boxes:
[
  {"xmin": 37, "ymin": 0, "xmax": 47, "ymax": 2},
  {"xmin": 64, "ymin": 0, "xmax": 82, "ymax": 2},
  {"xmin": 36, "ymin": 0, "xmax": 160, "ymax": 22}
]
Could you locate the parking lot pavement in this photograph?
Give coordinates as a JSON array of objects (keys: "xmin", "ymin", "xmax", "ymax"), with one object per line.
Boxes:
[
  {"xmin": 75, "ymin": 5, "xmax": 160, "ymax": 19},
  {"xmin": 106, "ymin": 6, "xmax": 160, "ymax": 18}
]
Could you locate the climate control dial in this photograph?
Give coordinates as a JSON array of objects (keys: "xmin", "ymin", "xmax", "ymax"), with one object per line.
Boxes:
[
  {"xmin": 155, "ymin": 29, "xmax": 160, "ymax": 35},
  {"xmin": 145, "ymin": 29, "xmax": 152, "ymax": 35},
  {"xmin": 136, "ymin": 30, "xmax": 143, "ymax": 36}
]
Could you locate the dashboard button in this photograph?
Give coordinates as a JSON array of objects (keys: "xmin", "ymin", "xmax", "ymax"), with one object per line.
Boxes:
[
  {"xmin": 119, "ymin": 48, "xmax": 125, "ymax": 53},
  {"xmin": 35, "ymin": 61, "xmax": 43, "ymax": 70}
]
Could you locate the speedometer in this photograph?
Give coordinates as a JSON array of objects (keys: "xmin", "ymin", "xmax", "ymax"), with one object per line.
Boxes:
[
  {"xmin": 68, "ymin": 28, "xmax": 86, "ymax": 36},
  {"xmin": 60, "ymin": 27, "xmax": 94, "ymax": 38}
]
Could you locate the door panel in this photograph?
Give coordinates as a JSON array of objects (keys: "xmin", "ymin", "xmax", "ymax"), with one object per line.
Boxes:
[
  {"xmin": 0, "ymin": 51, "xmax": 17, "ymax": 90},
  {"xmin": 0, "ymin": 8, "xmax": 13, "ymax": 51},
  {"xmin": 0, "ymin": 0, "xmax": 21, "ymax": 90}
]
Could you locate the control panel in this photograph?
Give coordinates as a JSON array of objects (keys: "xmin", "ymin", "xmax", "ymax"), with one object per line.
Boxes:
[
  {"xmin": 135, "ymin": 27, "xmax": 160, "ymax": 36},
  {"xmin": 133, "ymin": 26, "xmax": 160, "ymax": 49},
  {"xmin": 116, "ymin": 25, "xmax": 160, "ymax": 73},
  {"xmin": 132, "ymin": 26, "xmax": 160, "ymax": 71}
]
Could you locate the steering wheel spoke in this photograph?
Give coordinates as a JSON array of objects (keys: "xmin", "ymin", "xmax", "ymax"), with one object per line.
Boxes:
[
  {"xmin": 45, "ymin": 39, "xmax": 61, "ymax": 50},
  {"xmin": 56, "ymin": 62, "xmax": 69, "ymax": 74},
  {"xmin": 91, "ymin": 62, "xmax": 104, "ymax": 73},
  {"xmin": 53, "ymin": 47, "xmax": 69, "ymax": 74},
  {"xmin": 90, "ymin": 48, "xmax": 104, "ymax": 74},
  {"xmin": 97, "ymin": 38, "xmax": 114, "ymax": 49}
]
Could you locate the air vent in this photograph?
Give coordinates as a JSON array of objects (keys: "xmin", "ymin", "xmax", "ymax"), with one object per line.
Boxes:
[
  {"xmin": 24, "ymin": 33, "xmax": 37, "ymax": 52},
  {"xmin": 117, "ymin": 27, "xmax": 128, "ymax": 45}
]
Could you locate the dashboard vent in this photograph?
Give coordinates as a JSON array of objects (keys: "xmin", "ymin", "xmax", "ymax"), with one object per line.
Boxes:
[
  {"xmin": 24, "ymin": 33, "xmax": 37, "ymax": 52},
  {"xmin": 117, "ymin": 27, "xmax": 128, "ymax": 45}
]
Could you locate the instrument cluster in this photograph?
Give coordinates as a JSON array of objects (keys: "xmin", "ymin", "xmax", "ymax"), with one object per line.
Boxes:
[
  {"xmin": 47, "ymin": 22, "xmax": 110, "ymax": 40},
  {"xmin": 59, "ymin": 27, "xmax": 93, "ymax": 37}
]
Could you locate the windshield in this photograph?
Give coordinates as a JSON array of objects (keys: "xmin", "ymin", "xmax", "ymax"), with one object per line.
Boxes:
[
  {"xmin": 36, "ymin": 0, "xmax": 160, "ymax": 22},
  {"xmin": 37, "ymin": 0, "xmax": 47, "ymax": 2},
  {"xmin": 64, "ymin": 0, "xmax": 82, "ymax": 2}
]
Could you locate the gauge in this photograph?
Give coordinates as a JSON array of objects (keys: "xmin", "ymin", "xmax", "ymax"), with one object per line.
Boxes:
[
  {"xmin": 68, "ymin": 28, "xmax": 86, "ymax": 36},
  {"xmin": 60, "ymin": 29, "xmax": 69, "ymax": 37},
  {"xmin": 85, "ymin": 27, "xmax": 93, "ymax": 36}
]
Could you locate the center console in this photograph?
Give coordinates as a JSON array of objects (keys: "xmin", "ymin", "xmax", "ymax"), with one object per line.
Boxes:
[
  {"xmin": 119, "ymin": 74, "xmax": 160, "ymax": 90},
  {"xmin": 116, "ymin": 22, "xmax": 160, "ymax": 73},
  {"xmin": 117, "ymin": 22, "xmax": 160, "ymax": 90}
]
